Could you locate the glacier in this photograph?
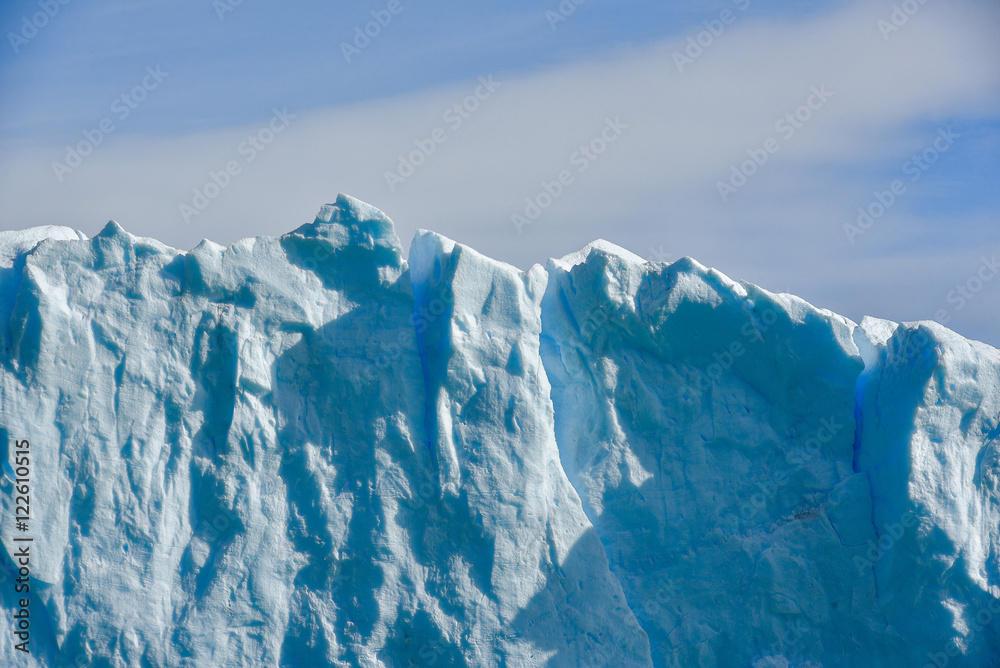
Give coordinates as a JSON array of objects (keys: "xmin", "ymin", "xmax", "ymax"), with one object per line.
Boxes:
[{"xmin": 0, "ymin": 194, "xmax": 997, "ymax": 667}]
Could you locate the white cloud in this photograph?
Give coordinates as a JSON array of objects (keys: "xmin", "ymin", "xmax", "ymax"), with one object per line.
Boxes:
[{"xmin": 1, "ymin": 0, "xmax": 998, "ymax": 343}]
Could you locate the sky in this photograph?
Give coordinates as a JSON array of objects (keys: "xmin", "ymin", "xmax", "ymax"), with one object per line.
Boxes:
[{"xmin": 0, "ymin": 0, "xmax": 998, "ymax": 346}]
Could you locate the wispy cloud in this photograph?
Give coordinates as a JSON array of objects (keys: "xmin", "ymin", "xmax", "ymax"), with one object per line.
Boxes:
[{"xmin": 0, "ymin": 0, "xmax": 997, "ymax": 344}]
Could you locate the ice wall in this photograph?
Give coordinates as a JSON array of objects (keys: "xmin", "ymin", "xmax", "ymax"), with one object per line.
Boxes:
[
  {"xmin": 539, "ymin": 246, "xmax": 899, "ymax": 665},
  {"xmin": 855, "ymin": 320, "xmax": 1000, "ymax": 665},
  {"xmin": 0, "ymin": 195, "xmax": 996, "ymax": 667}
]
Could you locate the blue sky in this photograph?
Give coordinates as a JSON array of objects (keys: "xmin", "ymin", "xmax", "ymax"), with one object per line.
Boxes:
[{"xmin": 0, "ymin": 0, "xmax": 998, "ymax": 346}]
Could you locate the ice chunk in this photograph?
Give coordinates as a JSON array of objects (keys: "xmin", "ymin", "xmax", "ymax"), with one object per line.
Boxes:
[
  {"xmin": 855, "ymin": 321, "xmax": 1000, "ymax": 663},
  {"xmin": 539, "ymin": 243, "xmax": 904, "ymax": 666},
  {"xmin": 853, "ymin": 315, "xmax": 899, "ymax": 369}
]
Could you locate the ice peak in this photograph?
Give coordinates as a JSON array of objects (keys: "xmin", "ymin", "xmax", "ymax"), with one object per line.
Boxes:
[
  {"xmin": 97, "ymin": 220, "xmax": 127, "ymax": 238},
  {"xmin": 293, "ymin": 193, "xmax": 404, "ymax": 256},
  {"xmin": 280, "ymin": 194, "xmax": 407, "ymax": 290},
  {"xmin": 550, "ymin": 238, "xmax": 647, "ymax": 272}
]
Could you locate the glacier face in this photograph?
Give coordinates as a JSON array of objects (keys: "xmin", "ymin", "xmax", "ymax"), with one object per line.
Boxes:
[{"xmin": 0, "ymin": 195, "xmax": 997, "ymax": 667}]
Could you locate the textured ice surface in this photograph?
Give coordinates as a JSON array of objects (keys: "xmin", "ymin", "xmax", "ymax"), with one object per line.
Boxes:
[{"xmin": 0, "ymin": 195, "xmax": 997, "ymax": 667}]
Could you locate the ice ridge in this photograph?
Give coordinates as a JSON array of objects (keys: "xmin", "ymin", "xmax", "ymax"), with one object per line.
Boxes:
[{"xmin": 0, "ymin": 194, "xmax": 997, "ymax": 667}]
